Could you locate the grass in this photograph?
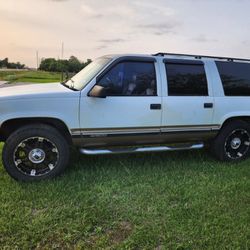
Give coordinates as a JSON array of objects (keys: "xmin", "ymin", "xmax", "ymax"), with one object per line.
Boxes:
[
  {"xmin": 0, "ymin": 70, "xmax": 61, "ymax": 83},
  {"xmin": 0, "ymin": 143, "xmax": 249, "ymax": 249}
]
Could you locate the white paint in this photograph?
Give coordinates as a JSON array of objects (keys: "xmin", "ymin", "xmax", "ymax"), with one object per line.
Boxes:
[{"xmin": 0, "ymin": 54, "xmax": 250, "ymax": 140}]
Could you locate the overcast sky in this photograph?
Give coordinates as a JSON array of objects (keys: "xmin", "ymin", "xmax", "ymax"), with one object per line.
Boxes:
[{"xmin": 1, "ymin": 0, "xmax": 250, "ymax": 67}]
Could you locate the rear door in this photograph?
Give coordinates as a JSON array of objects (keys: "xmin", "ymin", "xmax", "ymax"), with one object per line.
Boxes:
[{"xmin": 161, "ymin": 59, "xmax": 215, "ymax": 131}]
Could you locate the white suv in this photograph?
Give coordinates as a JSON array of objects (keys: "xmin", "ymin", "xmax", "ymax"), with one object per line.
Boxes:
[{"xmin": 1, "ymin": 52, "xmax": 250, "ymax": 181}]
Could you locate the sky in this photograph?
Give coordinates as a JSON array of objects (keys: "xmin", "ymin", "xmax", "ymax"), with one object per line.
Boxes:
[{"xmin": 1, "ymin": 0, "xmax": 250, "ymax": 67}]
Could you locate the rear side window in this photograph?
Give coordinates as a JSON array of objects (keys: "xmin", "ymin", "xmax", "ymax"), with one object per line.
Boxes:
[
  {"xmin": 216, "ymin": 61, "xmax": 250, "ymax": 96},
  {"xmin": 165, "ymin": 61, "xmax": 208, "ymax": 96}
]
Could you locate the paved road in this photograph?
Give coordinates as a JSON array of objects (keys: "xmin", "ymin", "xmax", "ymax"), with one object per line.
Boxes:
[
  {"xmin": 0, "ymin": 81, "xmax": 8, "ymax": 86},
  {"xmin": 0, "ymin": 82, "xmax": 33, "ymax": 88}
]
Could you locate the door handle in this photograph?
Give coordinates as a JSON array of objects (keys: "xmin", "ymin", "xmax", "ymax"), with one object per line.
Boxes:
[
  {"xmin": 150, "ymin": 104, "xmax": 161, "ymax": 110},
  {"xmin": 204, "ymin": 103, "xmax": 213, "ymax": 108}
]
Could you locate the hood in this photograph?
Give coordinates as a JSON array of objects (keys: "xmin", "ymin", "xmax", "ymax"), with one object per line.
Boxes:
[{"xmin": 0, "ymin": 83, "xmax": 79, "ymax": 100}]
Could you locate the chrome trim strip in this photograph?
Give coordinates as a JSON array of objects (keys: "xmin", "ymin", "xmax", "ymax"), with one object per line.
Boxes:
[
  {"xmin": 161, "ymin": 125, "xmax": 220, "ymax": 133},
  {"xmin": 83, "ymin": 128, "xmax": 160, "ymax": 136},
  {"xmin": 71, "ymin": 125, "xmax": 220, "ymax": 136},
  {"xmin": 80, "ymin": 143, "xmax": 204, "ymax": 155},
  {"xmin": 71, "ymin": 128, "xmax": 82, "ymax": 135}
]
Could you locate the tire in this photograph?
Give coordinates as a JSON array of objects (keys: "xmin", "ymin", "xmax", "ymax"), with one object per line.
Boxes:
[
  {"xmin": 2, "ymin": 124, "xmax": 70, "ymax": 181},
  {"xmin": 211, "ymin": 120, "xmax": 250, "ymax": 161}
]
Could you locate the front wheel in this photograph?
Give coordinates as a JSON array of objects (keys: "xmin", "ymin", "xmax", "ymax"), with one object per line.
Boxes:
[
  {"xmin": 211, "ymin": 120, "xmax": 250, "ymax": 161},
  {"xmin": 2, "ymin": 124, "xmax": 70, "ymax": 181}
]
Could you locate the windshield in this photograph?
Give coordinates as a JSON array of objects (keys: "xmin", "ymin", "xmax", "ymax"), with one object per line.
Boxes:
[{"xmin": 63, "ymin": 57, "xmax": 112, "ymax": 90}]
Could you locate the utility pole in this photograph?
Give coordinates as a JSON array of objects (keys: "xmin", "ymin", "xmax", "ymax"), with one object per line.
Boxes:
[
  {"xmin": 36, "ymin": 50, "xmax": 39, "ymax": 70},
  {"xmin": 61, "ymin": 42, "xmax": 64, "ymax": 82},
  {"xmin": 61, "ymin": 42, "xmax": 64, "ymax": 60}
]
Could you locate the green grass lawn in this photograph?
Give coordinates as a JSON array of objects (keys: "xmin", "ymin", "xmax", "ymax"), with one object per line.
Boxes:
[
  {"xmin": 0, "ymin": 70, "xmax": 61, "ymax": 83},
  {"xmin": 0, "ymin": 143, "xmax": 249, "ymax": 249}
]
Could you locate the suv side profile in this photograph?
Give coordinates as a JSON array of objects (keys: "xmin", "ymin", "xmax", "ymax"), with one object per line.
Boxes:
[{"xmin": 1, "ymin": 52, "xmax": 250, "ymax": 181}]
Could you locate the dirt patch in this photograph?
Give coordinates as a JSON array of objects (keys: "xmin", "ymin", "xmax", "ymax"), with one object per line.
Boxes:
[{"xmin": 108, "ymin": 221, "xmax": 133, "ymax": 245}]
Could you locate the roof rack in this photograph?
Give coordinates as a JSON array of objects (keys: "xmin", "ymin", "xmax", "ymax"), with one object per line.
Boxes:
[{"xmin": 152, "ymin": 52, "xmax": 250, "ymax": 62}]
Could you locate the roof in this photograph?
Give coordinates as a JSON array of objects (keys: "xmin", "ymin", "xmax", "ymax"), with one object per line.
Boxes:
[
  {"xmin": 152, "ymin": 52, "xmax": 250, "ymax": 63},
  {"xmin": 101, "ymin": 53, "xmax": 250, "ymax": 63}
]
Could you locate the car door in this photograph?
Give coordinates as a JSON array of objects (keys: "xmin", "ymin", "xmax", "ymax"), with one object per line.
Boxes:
[
  {"xmin": 79, "ymin": 57, "xmax": 162, "ymax": 146},
  {"xmin": 161, "ymin": 59, "xmax": 215, "ymax": 133}
]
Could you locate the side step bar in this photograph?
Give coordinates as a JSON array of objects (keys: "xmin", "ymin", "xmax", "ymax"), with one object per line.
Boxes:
[{"xmin": 80, "ymin": 143, "xmax": 204, "ymax": 155}]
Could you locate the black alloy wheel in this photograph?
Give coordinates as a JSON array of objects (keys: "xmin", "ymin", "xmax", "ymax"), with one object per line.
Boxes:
[
  {"xmin": 2, "ymin": 124, "xmax": 69, "ymax": 181},
  {"xmin": 211, "ymin": 120, "xmax": 250, "ymax": 161}
]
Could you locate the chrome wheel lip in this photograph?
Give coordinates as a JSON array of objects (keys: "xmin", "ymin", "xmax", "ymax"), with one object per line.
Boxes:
[
  {"xmin": 224, "ymin": 129, "xmax": 250, "ymax": 160},
  {"xmin": 13, "ymin": 136, "xmax": 59, "ymax": 177}
]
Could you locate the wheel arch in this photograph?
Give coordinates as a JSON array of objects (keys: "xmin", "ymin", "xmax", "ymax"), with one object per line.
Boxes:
[
  {"xmin": 221, "ymin": 116, "xmax": 250, "ymax": 129},
  {"xmin": 0, "ymin": 117, "xmax": 72, "ymax": 145}
]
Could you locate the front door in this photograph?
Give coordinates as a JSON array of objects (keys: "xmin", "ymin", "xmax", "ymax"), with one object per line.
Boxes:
[{"xmin": 79, "ymin": 58, "xmax": 162, "ymax": 146}]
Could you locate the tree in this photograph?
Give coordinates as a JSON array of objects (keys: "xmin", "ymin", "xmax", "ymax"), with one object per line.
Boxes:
[
  {"xmin": 0, "ymin": 58, "xmax": 25, "ymax": 69},
  {"xmin": 0, "ymin": 58, "xmax": 8, "ymax": 68},
  {"xmin": 39, "ymin": 56, "xmax": 91, "ymax": 73},
  {"xmin": 68, "ymin": 56, "xmax": 82, "ymax": 73},
  {"xmin": 39, "ymin": 58, "xmax": 57, "ymax": 72},
  {"xmin": 83, "ymin": 59, "xmax": 92, "ymax": 68}
]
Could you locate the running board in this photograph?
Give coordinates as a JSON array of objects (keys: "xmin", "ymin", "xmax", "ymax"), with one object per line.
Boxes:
[{"xmin": 79, "ymin": 143, "xmax": 204, "ymax": 155}]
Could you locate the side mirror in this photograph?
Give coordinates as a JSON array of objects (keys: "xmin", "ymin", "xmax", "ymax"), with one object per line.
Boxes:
[{"xmin": 88, "ymin": 85, "xmax": 107, "ymax": 98}]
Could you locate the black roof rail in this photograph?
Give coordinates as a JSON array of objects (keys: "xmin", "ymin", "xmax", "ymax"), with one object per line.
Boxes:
[{"xmin": 152, "ymin": 52, "xmax": 250, "ymax": 62}]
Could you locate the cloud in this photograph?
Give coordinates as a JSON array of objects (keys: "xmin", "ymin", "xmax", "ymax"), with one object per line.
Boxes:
[
  {"xmin": 5, "ymin": 0, "xmax": 250, "ymax": 68},
  {"xmin": 0, "ymin": 9, "xmax": 47, "ymax": 28},
  {"xmin": 137, "ymin": 21, "xmax": 180, "ymax": 36},
  {"xmin": 133, "ymin": 1, "xmax": 176, "ymax": 17},
  {"xmin": 49, "ymin": 0, "xmax": 68, "ymax": 1},
  {"xmin": 96, "ymin": 45, "xmax": 108, "ymax": 50},
  {"xmin": 96, "ymin": 38, "xmax": 127, "ymax": 50},
  {"xmin": 192, "ymin": 35, "xmax": 218, "ymax": 43},
  {"xmin": 80, "ymin": 2, "xmax": 134, "ymax": 19},
  {"xmin": 80, "ymin": 4, "xmax": 96, "ymax": 16},
  {"xmin": 99, "ymin": 39, "xmax": 126, "ymax": 43},
  {"xmin": 79, "ymin": 1, "xmax": 180, "ymax": 37},
  {"xmin": 242, "ymin": 40, "xmax": 250, "ymax": 45}
]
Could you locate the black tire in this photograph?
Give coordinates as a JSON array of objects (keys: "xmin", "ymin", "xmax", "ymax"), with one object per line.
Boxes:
[
  {"xmin": 211, "ymin": 120, "xmax": 250, "ymax": 161},
  {"xmin": 2, "ymin": 124, "xmax": 70, "ymax": 181}
]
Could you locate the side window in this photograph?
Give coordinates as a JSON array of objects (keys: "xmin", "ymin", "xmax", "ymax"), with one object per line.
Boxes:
[
  {"xmin": 216, "ymin": 61, "xmax": 250, "ymax": 96},
  {"xmin": 165, "ymin": 62, "xmax": 208, "ymax": 96},
  {"xmin": 98, "ymin": 61, "xmax": 157, "ymax": 96}
]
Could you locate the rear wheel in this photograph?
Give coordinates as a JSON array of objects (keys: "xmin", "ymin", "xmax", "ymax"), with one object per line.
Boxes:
[
  {"xmin": 211, "ymin": 120, "xmax": 250, "ymax": 161},
  {"xmin": 2, "ymin": 124, "xmax": 69, "ymax": 181}
]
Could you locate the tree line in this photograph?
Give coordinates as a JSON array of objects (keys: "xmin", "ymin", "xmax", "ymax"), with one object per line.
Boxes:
[
  {"xmin": 0, "ymin": 56, "xmax": 91, "ymax": 73},
  {"xmin": 39, "ymin": 56, "xmax": 92, "ymax": 73},
  {"xmin": 0, "ymin": 58, "xmax": 25, "ymax": 69}
]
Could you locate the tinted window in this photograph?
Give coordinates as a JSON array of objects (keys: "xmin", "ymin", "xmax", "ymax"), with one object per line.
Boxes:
[
  {"xmin": 98, "ymin": 61, "xmax": 156, "ymax": 96},
  {"xmin": 216, "ymin": 61, "xmax": 250, "ymax": 96},
  {"xmin": 165, "ymin": 62, "xmax": 208, "ymax": 96}
]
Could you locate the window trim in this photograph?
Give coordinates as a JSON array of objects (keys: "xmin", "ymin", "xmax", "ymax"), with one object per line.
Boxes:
[
  {"xmin": 163, "ymin": 59, "xmax": 204, "ymax": 65},
  {"xmin": 96, "ymin": 56, "xmax": 156, "ymax": 83},
  {"xmin": 165, "ymin": 60, "xmax": 209, "ymax": 97},
  {"xmin": 90, "ymin": 56, "xmax": 158, "ymax": 97}
]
